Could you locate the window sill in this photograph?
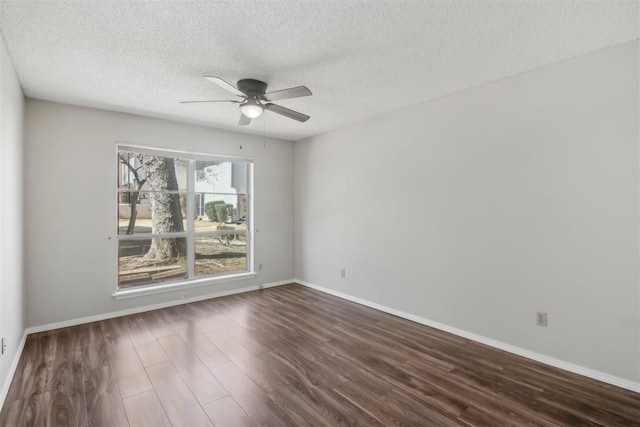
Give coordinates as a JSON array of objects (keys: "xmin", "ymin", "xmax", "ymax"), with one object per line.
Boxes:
[{"xmin": 112, "ymin": 272, "xmax": 257, "ymax": 300}]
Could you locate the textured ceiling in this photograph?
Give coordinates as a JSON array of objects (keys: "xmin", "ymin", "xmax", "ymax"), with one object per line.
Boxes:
[{"xmin": 0, "ymin": 1, "xmax": 638, "ymax": 141}]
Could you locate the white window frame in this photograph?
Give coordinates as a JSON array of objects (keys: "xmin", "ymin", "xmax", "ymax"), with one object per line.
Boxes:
[{"xmin": 114, "ymin": 143, "xmax": 254, "ymax": 299}]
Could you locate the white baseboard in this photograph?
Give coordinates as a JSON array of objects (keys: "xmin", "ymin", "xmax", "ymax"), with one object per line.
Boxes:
[
  {"xmin": 0, "ymin": 331, "xmax": 27, "ymax": 412},
  {"xmin": 25, "ymin": 279, "xmax": 292, "ymax": 335},
  {"xmin": 294, "ymin": 279, "xmax": 640, "ymax": 394}
]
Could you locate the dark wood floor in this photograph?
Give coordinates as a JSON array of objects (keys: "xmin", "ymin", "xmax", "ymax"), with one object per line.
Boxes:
[{"xmin": 1, "ymin": 284, "xmax": 638, "ymax": 426}]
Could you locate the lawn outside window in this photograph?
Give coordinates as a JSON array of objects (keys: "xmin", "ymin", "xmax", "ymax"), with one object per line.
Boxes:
[{"xmin": 115, "ymin": 144, "xmax": 253, "ymax": 297}]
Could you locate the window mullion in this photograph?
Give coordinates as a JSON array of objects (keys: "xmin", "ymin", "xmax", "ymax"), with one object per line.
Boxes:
[
  {"xmin": 247, "ymin": 163, "xmax": 254, "ymax": 273},
  {"xmin": 187, "ymin": 159, "xmax": 195, "ymax": 279},
  {"xmin": 119, "ymin": 231, "xmax": 189, "ymax": 240}
]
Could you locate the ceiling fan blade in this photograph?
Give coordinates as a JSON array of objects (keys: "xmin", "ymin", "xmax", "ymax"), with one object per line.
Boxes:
[
  {"xmin": 204, "ymin": 76, "xmax": 246, "ymax": 97},
  {"xmin": 238, "ymin": 114, "xmax": 251, "ymax": 126},
  {"xmin": 263, "ymin": 86, "xmax": 312, "ymax": 102},
  {"xmin": 265, "ymin": 103, "xmax": 310, "ymax": 122},
  {"xmin": 179, "ymin": 100, "xmax": 241, "ymax": 104}
]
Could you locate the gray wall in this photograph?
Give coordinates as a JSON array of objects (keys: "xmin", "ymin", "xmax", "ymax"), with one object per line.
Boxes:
[
  {"xmin": 294, "ymin": 41, "xmax": 640, "ymax": 382},
  {"xmin": 25, "ymin": 100, "xmax": 294, "ymax": 327},
  {"xmin": 0, "ymin": 36, "xmax": 25, "ymax": 398}
]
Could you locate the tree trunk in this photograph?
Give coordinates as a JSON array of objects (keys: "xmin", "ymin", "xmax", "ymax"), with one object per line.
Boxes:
[
  {"xmin": 126, "ymin": 189, "xmax": 141, "ymax": 234},
  {"xmin": 138, "ymin": 155, "xmax": 186, "ymax": 263}
]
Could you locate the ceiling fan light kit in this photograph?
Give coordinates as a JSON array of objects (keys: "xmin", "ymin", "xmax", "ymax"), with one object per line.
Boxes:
[
  {"xmin": 240, "ymin": 99, "xmax": 264, "ymax": 118},
  {"xmin": 181, "ymin": 76, "xmax": 312, "ymax": 126}
]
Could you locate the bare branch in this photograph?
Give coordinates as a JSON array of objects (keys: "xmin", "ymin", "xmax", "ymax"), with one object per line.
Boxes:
[{"xmin": 119, "ymin": 153, "xmax": 147, "ymax": 188}]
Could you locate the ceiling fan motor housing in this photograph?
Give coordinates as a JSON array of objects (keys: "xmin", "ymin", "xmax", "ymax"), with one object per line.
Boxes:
[{"xmin": 237, "ymin": 79, "xmax": 268, "ymax": 97}]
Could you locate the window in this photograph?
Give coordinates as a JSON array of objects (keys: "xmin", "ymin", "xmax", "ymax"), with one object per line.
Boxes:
[{"xmin": 116, "ymin": 144, "xmax": 253, "ymax": 293}]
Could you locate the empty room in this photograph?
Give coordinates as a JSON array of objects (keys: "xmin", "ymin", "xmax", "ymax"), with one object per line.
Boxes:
[{"xmin": 0, "ymin": 1, "xmax": 639, "ymax": 426}]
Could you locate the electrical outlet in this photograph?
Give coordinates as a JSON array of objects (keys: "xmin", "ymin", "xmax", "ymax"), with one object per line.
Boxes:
[
  {"xmin": 536, "ymin": 312, "xmax": 548, "ymax": 327},
  {"xmin": 180, "ymin": 292, "xmax": 190, "ymax": 299},
  {"xmin": 258, "ymin": 263, "xmax": 263, "ymax": 271},
  {"xmin": 1, "ymin": 337, "xmax": 6, "ymax": 355},
  {"xmin": 340, "ymin": 269, "xmax": 346, "ymax": 278}
]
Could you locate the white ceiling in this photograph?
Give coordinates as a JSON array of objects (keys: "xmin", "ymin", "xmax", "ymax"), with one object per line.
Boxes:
[{"xmin": 0, "ymin": 1, "xmax": 638, "ymax": 141}]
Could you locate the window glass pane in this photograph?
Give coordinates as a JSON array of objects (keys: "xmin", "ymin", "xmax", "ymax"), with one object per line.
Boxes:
[
  {"xmin": 118, "ymin": 237, "xmax": 187, "ymax": 287},
  {"xmin": 195, "ymin": 161, "xmax": 248, "ymax": 194},
  {"xmin": 195, "ymin": 235, "xmax": 247, "ymax": 277},
  {"xmin": 194, "ymin": 193, "xmax": 247, "ymax": 225},
  {"xmin": 118, "ymin": 152, "xmax": 187, "ymax": 192},
  {"xmin": 118, "ymin": 191, "xmax": 187, "ymax": 235}
]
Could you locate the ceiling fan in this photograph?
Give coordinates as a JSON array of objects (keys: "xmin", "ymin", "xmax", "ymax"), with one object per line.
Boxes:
[{"xmin": 180, "ymin": 76, "xmax": 312, "ymax": 126}]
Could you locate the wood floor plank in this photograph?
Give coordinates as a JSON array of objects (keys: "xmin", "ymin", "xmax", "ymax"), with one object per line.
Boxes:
[
  {"xmin": 100, "ymin": 317, "xmax": 134, "ymax": 352},
  {"xmin": 204, "ymin": 331, "xmax": 337, "ymax": 427},
  {"xmin": 110, "ymin": 347, "xmax": 154, "ymax": 399},
  {"xmin": 398, "ymin": 354, "xmax": 555, "ymax": 426},
  {"xmin": 508, "ymin": 361, "xmax": 640, "ymax": 410},
  {"xmin": 0, "ymin": 383, "xmax": 20, "ymax": 426},
  {"xmin": 0, "ymin": 385, "xmax": 51, "ymax": 427},
  {"xmin": 125, "ymin": 314, "xmax": 169, "ymax": 367},
  {"xmin": 122, "ymin": 390, "xmax": 171, "ymax": 427},
  {"xmin": 457, "ymin": 405, "xmax": 531, "ymax": 427},
  {"xmin": 1, "ymin": 332, "xmax": 58, "ymax": 425},
  {"xmin": 11, "ymin": 331, "xmax": 57, "ymax": 388},
  {"xmin": 185, "ymin": 305, "xmax": 273, "ymax": 356},
  {"xmin": 201, "ymin": 328, "xmax": 257, "ymax": 368},
  {"xmin": 320, "ymin": 338, "xmax": 410, "ymax": 387},
  {"xmin": 139, "ymin": 309, "xmax": 178, "ymax": 340},
  {"xmin": 48, "ymin": 328, "xmax": 88, "ymax": 426},
  {"xmin": 131, "ymin": 340, "xmax": 169, "ymax": 367},
  {"xmin": 194, "ymin": 311, "xmax": 254, "ymax": 336},
  {"xmin": 539, "ymin": 386, "xmax": 640, "ymax": 423},
  {"xmin": 208, "ymin": 360, "xmax": 298, "ymax": 427},
  {"xmin": 333, "ymin": 379, "xmax": 408, "ymax": 426},
  {"xmin": 217, "ymin": 323, "xmax": 272, "ymax": 356},
  {"xmin": 376, "ymin": 316, "xmax": 469, "ymax": 347},
  {"xmin": 383, "ymin": 386, "xmax": 462, "ymax": 426},
  {"xmin": 202, "ymin": 395, "xmax": 255, "ymax": 427},
  {"xmin": 83, "ymin": 365, "xmax": 129, "ymax": 427},
  {"xmin": 258, "ymin": 350, "xmax": 384, "ymax": 427},
  {"xmin": 207, "ymin": 296, "xmax": 274, "ymax": 331},
  {"xmin": 2, "ymin": 284, "xmax": 639, "ymax": 427},
  {"xmin": 157, "ymin": 334, "xmax": 228, "ymax": 405},
  {"xmin": 173, "ymin": 325, "xmax": 230, "ymax": 368},
  {"xmin": 81, "ymin": 340, "xmax": 110, "ymax": 372},
  {"xmin": 270, "ymin": 345, "xmax": 349, "ymax": 389},
  {"xmin": 146, "ymin": 361, "xmax": 213, "ymax": 426}
]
